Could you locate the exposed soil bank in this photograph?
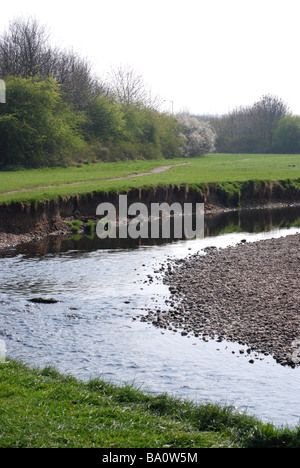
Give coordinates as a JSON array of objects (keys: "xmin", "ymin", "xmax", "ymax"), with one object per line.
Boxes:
[
  {"xmin": 142, "ymin": 234, "xmax": 300, "ymax": 367},
  {"xmin": 0, "ymin": 179, "xmax": 300, "ymax": 249}
]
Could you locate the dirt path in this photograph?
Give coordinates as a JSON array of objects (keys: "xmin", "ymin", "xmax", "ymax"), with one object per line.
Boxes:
[{"xmin": 0, "ymin": 163, "xmax": 190, "ymax": 195}]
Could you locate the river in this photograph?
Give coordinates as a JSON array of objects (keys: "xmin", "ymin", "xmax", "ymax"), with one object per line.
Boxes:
[{"xmin": 0, "ymin": 205, "xmax": 300, "ymax": 428}]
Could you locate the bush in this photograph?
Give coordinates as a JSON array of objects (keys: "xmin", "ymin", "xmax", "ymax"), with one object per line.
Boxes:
[
  {"xmin": 0, "ymin": 75, "xmax": 185, "ymax": 168},
  {"xmin": 177, "ymin": 113, "xmax": 216, "ymax": 157},
  {"xmin": 84, "ymin": 95, "xmax": 125, "ymax": 142},
  {"xmin": 0, "ymin": 76, "xmax": 89, "ymax": 169}
]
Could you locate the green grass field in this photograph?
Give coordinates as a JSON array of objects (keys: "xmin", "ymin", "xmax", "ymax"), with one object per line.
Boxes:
[
  {"xmin": 0, "ymin": 154, "xmax": 300, "ymax": 205},
  {"xmin": 0, "ymin": 360, "xmax": 299, "ymax": 448}
]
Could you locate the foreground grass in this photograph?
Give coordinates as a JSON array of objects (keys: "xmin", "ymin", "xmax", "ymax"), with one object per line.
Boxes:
[
  {"xmin": 0, "ymin": 360, "xmax": 299, "ymax": 448},
  {"xmin": 0, "ymin": 154, "xmax": 300, "ymax": 205}
]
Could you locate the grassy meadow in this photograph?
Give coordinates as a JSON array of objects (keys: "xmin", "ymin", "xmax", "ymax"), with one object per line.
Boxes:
[{"xmin": 0, "ymin": 153, "xmax": 300, "ymax": 205}]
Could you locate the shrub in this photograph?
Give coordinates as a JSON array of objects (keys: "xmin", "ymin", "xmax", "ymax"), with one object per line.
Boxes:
[
  {"xmin": 0, "ymin": 76, "xmax": 89, "ymax": 169},
  {"xmin": 177, "ymin": 113, "xmax": 216, "ymax": 157}
]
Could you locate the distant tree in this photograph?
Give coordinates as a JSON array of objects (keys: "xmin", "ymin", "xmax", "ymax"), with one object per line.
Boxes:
[
  {"xmin": 177, "ymin": 113, "xmax": 216, "ymax": 157},
  {"xmin": 209, "ymin": 94, "xmax": 290, "ymax": 153},
  {"xmin": 250, "ymin": 94, "xmax": 290, "ymax": 150},
  {"xmin": 273, "ymin": 116, "xmax": 300, "ymax": 153}
]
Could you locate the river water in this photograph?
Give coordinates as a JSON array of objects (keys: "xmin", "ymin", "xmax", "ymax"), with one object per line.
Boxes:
[{"xmin": 1, "ymin": 205, "xmax": 300, "ymax": 428}]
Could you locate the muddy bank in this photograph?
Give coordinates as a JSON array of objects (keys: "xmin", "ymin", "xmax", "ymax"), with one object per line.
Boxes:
[
  {"xmin": 141, "ymin": 233, "xmax": 300, "ymax": 367},
  {"xmin": 1, "ymin": 180, "xmax": 300, "ymax": 250}
]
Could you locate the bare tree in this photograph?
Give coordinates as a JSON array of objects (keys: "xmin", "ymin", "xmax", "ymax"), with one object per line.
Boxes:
[
  {"xmin": 52, "ymin": 48, "xmax": 100, "ymax": 110},
  {"xmin": 106, "ymin": 65, "xmax": 160, "ymax": 109},
  {"xmin": 0, "ymin": 17, "xmax": 56, "ymax": 78}
]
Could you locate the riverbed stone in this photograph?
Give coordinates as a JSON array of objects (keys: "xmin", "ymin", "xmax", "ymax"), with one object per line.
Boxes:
[{"xmin": 29, "ymin": 297, "xmax": 59, "ymax": 304}]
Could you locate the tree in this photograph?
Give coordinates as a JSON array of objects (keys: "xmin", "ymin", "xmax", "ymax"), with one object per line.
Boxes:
[
  {"xmin": 273, "ymin": 116, "xmax": 300, "ymax": 153},
  {"xmin": 177, "ymin": 114, "xmax": 216, "ymax": 157},
  {"xmin": 0, "ymin": 17, "xmax": 55, "ymax": 78},
  {"xmin": 106, "ymin": 65, "xmax": 160, "ymax": 109},
  {"xmin": 0, "ymin": 76, "xmax": 88, "ymax": 168},
  {"xmin": 250, "ymin": 94, "xmax": 290, "ymax": 150},
  {"xmin": 155, "ymin": 113, "xmax": 183, "ymax": 159},
  {"xmin": 84, "ymin": 94, "xmax": 125, "ymax": 142},
  {"xmin": 209, "ymin": 94, "xmax": 290, "ymax": 153},
  {"xmin": 52, "ymin": 49, "xmax": 99, "ymax": 111}
]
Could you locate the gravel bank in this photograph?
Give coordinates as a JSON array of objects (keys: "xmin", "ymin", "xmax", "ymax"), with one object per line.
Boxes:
[{"xmin": 142, "ymin": 233, "xmax": 300, "ymax": 367}]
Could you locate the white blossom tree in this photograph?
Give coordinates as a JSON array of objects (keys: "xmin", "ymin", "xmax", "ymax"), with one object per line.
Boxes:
[{"xmin": 177, "ymin": 113, "xmax": 216, "ymax": 157}]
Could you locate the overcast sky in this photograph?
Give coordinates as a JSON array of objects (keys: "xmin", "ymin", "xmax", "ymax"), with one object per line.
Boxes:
[{"xmin": 1, "ymin": 0, "xmax": 300, "ymax": 115}]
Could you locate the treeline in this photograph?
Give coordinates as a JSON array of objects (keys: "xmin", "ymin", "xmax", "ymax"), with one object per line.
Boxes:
[
  {"xmin": 0, "ymin": 74, "xmax": 184, "ymax": 169},
  {"xmin": 207, "ymin": 94, "xmax": 300, "ymax": 154},
  {"xmin": 1, "ymin": 18, "xmax": 298, "ymax": 170},
  {"xmin": 0, "ymin": 17, "xmax": 216, "ymax": 170}
]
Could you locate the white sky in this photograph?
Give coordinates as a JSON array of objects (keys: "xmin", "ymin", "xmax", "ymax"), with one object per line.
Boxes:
[{"xmin": 1, "ymin": 0, "xmax": 300, "ymax": 115}]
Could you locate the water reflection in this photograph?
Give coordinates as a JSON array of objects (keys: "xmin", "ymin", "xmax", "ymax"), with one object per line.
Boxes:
[
  {"xmin": 205, "ymin": 205, "xmax": 300, "ymax": 237},
  {"xmin": 5, "ymin": 204, "xmax": 300, "ymax": 258}
]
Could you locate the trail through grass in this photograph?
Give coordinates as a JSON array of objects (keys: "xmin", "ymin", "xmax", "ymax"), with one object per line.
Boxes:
[{"xmin": 0, "ymin": 154, "xmax": 300, "ymax": 205}]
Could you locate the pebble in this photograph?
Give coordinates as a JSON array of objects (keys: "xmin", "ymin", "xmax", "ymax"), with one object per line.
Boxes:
[{"xmin": 142, "ymin": 233, "xmax": 300, "ymax": 367}]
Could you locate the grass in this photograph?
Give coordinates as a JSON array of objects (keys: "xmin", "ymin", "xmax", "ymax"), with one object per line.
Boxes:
[
  {"xmin": 66, "ymin": 219, "xmax": 82, "ymax": 234},
  {"xmin": 0, "ymin": 360, "xmax": 299, "ymax": 448},
  {"xmin": 0, "ymin": 154, "xmax": 300, "ymax": 205},
  {"xmin": 0, "ymin": 159, "xmax": 175, "ymax": 192}
]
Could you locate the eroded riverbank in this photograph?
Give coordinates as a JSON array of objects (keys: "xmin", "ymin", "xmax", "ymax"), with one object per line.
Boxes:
[
  {"xmin": 1, "ymin": 176, "xmax": 300, "ymax": 252},
  {"xmin": 142, "ymin": 233, "xmax": 300, "ymax": 367}
]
